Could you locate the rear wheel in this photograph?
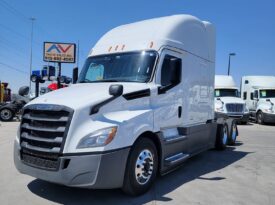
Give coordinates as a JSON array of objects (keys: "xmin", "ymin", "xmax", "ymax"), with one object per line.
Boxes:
[
  {"xmin": 228, "ymin": 122, "xmax": 237, "ymax": 145},
  {"xmin": 122, "ymin": 138, "xmax": 158, "ymax": 196},
  {"xmin": 215, "ymin": 124, "xmax": 228, "ymax": 150},
  {"xmin": 0, "ymin": 108, "xmax": 15, "ymax": 121},
  {"xmin": 257, "ymin": 111, "xmax": 265, "ymax": 125}
]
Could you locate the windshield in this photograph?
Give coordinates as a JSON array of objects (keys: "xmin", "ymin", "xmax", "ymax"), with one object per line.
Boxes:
[
  {"xmin": 78, "ymin": 51, "xmax": 157, "ymax": 83},
  {"xmin": 259, "ymin": 89, "xmax": 275, "ymax": 98},
  {"xmin": 215, "ymin": 89, "xmax": 238, "ymax": 97}
]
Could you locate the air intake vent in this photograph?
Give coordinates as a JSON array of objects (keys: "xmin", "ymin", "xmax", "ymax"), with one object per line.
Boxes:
[
  {"xmin": 19, "ymin": 104, "xmax": 73, "ymax": 171},
  {"xmin": 226, "ymin": 103, "xmax": 244, "ymax": 114}
]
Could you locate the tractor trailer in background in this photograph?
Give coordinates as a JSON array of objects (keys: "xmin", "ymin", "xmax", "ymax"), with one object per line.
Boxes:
[
  {"xmin": 241, "ymin": 76, "xmax": 275, "ymax": 124},
  {"xmin": 215, "ymin": 75, "xmax": 249, "ymax": 125},
  {"xmin": 14, "ymin": 15, "xmax": 237, "ymax": 195}
]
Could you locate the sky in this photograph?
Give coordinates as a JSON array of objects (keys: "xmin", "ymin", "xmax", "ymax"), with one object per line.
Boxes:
[{"xmin": 0, "ymin": 0, "xmax": 274, "ymax": 92}]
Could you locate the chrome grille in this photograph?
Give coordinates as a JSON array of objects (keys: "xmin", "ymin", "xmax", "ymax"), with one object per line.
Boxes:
[
  {"xmin": 19, "ymin": 104, "xmax": 73, "ymax": 170},
  {"xmin": 226, "ymin": 103, "xmax": 244, "ymax": 114}
]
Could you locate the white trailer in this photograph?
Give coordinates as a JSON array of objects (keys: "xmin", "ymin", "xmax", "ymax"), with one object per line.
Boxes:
[
  {"xmin": 14, "ymin": 15, "xmax": 236, "ymax": 195},
  {"xmin": 241, "ymin": 76, "xmax": 275, "ymax": 124},
  {"xmin": 215, "ymin": 75, "xmax": 250, "ymax": 127}
]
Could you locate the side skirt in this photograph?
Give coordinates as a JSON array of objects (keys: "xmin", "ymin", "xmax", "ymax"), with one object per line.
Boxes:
[{"xmin": 157, "ymin": 122, "xmax": 217, "ymax": 175}]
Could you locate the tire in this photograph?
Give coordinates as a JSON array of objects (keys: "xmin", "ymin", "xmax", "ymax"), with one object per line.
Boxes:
[
  {"xmin": 228, "ymin": 122, "xmax": 237, "ymax": 145},
  {"xmin": 215, "ymin": 124, "xmax": 228, "ymax": 150},
  {"xmin": 256, "ymin": 111, "xmax": 265, "ymax": 125},
  {"xmin": 122, "ymin": 137, "xmax": 158, "ymax": 196},
  {"xmin": 0, "ymin": 107, "xmax": 15, "ymax": 121}
]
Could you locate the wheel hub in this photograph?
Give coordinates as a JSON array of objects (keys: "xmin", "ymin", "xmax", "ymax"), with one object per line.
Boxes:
[
  {"xmin": 135, "ymin": 149, "xmax": 154, "ymax": 185},
  {"xmin": 0, "ymin": 109, "xmax": 12, "ymax": 120}
]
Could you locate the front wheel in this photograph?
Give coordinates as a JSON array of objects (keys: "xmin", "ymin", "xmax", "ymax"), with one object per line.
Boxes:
[
  {"xmin": 122, "ymin": 138, "xmax": 158, "ymax": 196},
  {"xmin": 0, "ymin": 108, "xmax": 15, "ymax": 121},
  {"xmin": 256, "ymin": 111, "xmax": 265, "ymax": 125}
]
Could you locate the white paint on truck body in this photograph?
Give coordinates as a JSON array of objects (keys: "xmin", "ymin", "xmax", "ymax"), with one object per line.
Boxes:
[{"xmin": 25, "ymin": 14, "xmax": 216, "ymax": 154}]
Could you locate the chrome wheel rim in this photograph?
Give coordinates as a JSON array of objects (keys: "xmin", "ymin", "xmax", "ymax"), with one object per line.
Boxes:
[
  {"xmin": 222, "ymin": 126, "xmax": 228, "ymax": 145},
  {"xmin": 0, "ymin": 109, "xmax": 12, "ymax": 120},
  {"xmin": 232, "ymin": 124, "xmax": 237, "ymax": 141},
  {"xmin": 135, "ymin": 149, "xmax": 154, "ymax": 185}
]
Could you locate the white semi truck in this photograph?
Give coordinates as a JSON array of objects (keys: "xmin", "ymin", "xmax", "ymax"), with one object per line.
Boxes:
[
  {"xmin": 215, "ymin": 75, "xmax": 250, "ymax": 126},
  {"xmin": 14, "ymin": 15, "xmax": 236, "ymax": 195},
  {"xmin": 241, "ymin": 76, "xmax": 275, "ymax": 124}
]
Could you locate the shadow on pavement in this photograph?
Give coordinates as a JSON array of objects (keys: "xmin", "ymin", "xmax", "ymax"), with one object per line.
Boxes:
[{"xmin": 28, "ymin": 146, "xmax": 251, "ymax": 205}]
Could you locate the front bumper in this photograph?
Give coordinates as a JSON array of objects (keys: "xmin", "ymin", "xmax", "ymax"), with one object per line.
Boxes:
[
  {"xmin": 239, "ymin": 113, "xmax": 250, "ymax": 123},
  {"xmin": 263, "ymin": 112, "xmax": 275, "ymax": 123},
  {"xmin": 14, "ymin": 141, "xmax": 130, "ymax": 189},
  {"xmin": 215, "ymin": 112, "xmax": 244, "ymax": 120}
]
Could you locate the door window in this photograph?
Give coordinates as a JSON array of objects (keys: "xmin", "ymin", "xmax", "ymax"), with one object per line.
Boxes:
[{"xmin": 160, "ymin": 55, "xmax": 181, "ymax": 86}]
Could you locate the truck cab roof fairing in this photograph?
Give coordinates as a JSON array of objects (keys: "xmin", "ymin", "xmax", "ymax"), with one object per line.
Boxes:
[{"xmin": 91, "ymin": 14, "xmax": 215, "ymax": 62}]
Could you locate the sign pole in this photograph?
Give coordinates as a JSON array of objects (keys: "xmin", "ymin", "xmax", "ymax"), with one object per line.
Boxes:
[{"xmin": 57, "ymin": 62, "xmax": 62, "ymax": 89}]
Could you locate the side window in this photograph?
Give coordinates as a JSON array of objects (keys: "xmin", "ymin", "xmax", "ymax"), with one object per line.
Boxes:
[
  {"xmin": 161, "ymin": 55, "xmax": 181, "ymax": 86},
  {"xmin": 250, "ymin": 92, "xmax": 254, "ymax": 100},
  {"xmin": 243, "ymin": 92, "xmax": 247, "ymax": 100},
  {"xmin": 254, "ymin": 90, "xmax": 258, "ymax": 99}
]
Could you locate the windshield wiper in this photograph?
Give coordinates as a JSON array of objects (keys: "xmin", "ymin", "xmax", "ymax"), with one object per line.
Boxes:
[
  {"xmin": 93, "ymin": 79, "xmax": 120, "ymax": 82},
  {"xmin": 79, "ymin": 79, "xmax": 93, "ymax": 83}
]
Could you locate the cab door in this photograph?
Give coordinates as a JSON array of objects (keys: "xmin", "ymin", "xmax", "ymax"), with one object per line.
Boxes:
[
  {"xmin": 252, "ymin": 90, "xmax": 259, "ymax": 110},
  {"xmin": 151, "ymin": 49, "xmax": 183, "ymax": 130}
]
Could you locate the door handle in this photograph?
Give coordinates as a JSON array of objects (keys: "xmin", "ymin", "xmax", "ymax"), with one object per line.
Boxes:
[{"xmin": 178, "ymin": 106, "xmax": 182, "ymax": 118}]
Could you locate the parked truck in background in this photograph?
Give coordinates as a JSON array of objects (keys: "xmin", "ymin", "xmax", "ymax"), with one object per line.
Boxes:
[
  {"xmin": 241, "ymin": 76, "xmax": 275, "ymax": 124},
  {"xmin": 214, "ymin": 75, "xmax": 250, "ymax": 124},
  {"xmin": 214, "ymin": 75, "xmax": 249, "ymax": 144},
  {"xmin": 14, "ymin": 15, "xmax": 236, "ymax": 195}
]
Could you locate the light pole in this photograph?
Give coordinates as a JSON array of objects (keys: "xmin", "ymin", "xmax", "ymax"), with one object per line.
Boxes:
[
  {"xmin": 227, "ymin": 53, "xmax": 236, "ymax": 76},
  {"xmin": 29, "ymin": 17, "xmax": 36, "ymax": 94}
]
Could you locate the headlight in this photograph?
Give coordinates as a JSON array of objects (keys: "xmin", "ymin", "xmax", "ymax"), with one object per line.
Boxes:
[
  {"xmin": 77, "ymin": 127, "xmax": 117, "ymax": 149},
  {"xmin": 244, "ymin": 106, "xmax": 249, "ymax": 113},
  {"xmin": 215, "ymin": 105, "xmax": 224, "ymax": 112}
]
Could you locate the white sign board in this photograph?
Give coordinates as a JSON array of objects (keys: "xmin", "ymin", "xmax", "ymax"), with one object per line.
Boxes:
[{"xmin": 43, "ymin": 42, "xmax": 76, "ymax": 63}]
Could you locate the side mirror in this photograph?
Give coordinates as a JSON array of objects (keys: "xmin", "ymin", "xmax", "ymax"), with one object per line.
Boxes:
[
  {"xmin": 109, "ymin": 84, "xmax": 123, "ymax": 97},
  {"xmin": 18, "ymin": 86, "xmax": 29, "ymax": 96},
  {"xmin": 266, "ymin": 99, "xmax": 274, "ymax": 106},
  {"xmin": 170, "ymin": 59, "xmax": 181, "ymax": 85},
  {"xmin": 73, "ymin": 67, "xmax": 78, "ymax": 84}
]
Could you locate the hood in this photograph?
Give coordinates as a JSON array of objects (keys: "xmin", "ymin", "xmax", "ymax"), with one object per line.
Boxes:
[
  {"xmin": 258, "ymin": 98, "xmax": 275, "ymax": 108},
  {"xmin": 28, "ymin": 82, "xmax": 151, "ymax": 109},
  {"xmin": 215, "ymin": 97, "xmax": 245, "ymax": 105}
]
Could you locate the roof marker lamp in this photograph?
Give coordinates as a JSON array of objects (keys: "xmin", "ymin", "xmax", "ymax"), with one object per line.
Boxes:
[{"xmin": 77, "ymin": 127, "xmax": 117, "ymax": 149}]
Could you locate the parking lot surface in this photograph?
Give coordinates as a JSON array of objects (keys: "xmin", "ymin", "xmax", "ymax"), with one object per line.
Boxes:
[{"xmin": 0, "ymin": 121, "xmax": 275, "ymax": 205}]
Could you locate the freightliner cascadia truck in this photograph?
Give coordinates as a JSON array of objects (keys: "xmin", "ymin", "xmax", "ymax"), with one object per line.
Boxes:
[{"xmin": 14, "ymin": 15, "xmax": 237, "ymax": 195}]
